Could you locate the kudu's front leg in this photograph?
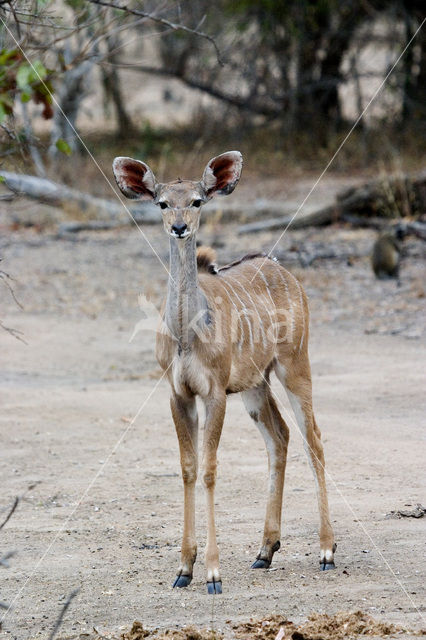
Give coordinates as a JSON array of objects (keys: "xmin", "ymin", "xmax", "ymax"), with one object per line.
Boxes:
[
  {"xmin": 170, "ymin": 392, "xmax": 198, "ymax": 588},
  {"xmin": 202, "ymin": 392, "xmax": 226, "ymax": 594}
]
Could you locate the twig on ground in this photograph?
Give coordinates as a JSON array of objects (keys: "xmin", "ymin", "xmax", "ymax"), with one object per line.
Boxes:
[
  {"xmin": 0, "ymin": 269, "xmax": 24, "ymax": 310},
  {"xmin": 0, "ymin": 320, "xmax": 27, "ymax": 344},
  {"xmin": 48, "ymin": 588, "xmax": 80, "ymax": 640},
  {"xmin": 0, "ymin": 498, "xmax": 19, "ymax": 533}
]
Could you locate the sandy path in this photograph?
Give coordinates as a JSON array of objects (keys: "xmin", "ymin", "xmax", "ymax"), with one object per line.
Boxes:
[{"xmin": 0, "ymin": 228, "xmax": 425, "ymax": 638}]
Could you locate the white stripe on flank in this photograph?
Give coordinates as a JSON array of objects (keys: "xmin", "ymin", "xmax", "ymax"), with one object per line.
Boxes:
[
  {"xmin": 295, "ymin": 279, "xmax": 305, "ymax": 352},
  {"xmin": 287, "ymin": 272, "xmax": 305, "ymax": 353},
  {"xmin": 251, "ymin": 267, "xmax": 278, "ymax": 342},
  {"xmin": 220, "ymin": 279, "xmax": 251, "ymax": 351},
  {"xmin": 226, "ymin": 274, "xmax": 267, "ymax": 348},
  {"xmin": 244, "ymin": 268, "xmax": 277, "ymax": 344},
  {"xmin": 277, "ymin": 269, "xmax": 294, "ymax": 341}
]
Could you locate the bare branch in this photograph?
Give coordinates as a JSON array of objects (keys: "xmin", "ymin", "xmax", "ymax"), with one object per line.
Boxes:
[
  {"xmin": 86, "ymin": 0, "xmax": 224, "ymax": 65},
  {"xmin": 48, "ymin": 588, "xmax": 80, "ymax": 640},
  {"xmin": 100, "ymin": 62, "xmax": 276, "ymax": 115}
]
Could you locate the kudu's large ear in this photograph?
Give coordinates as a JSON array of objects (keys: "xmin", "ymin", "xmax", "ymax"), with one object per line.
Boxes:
[
  {"xmin": 112, "ymin": 156, "xmax": 157, "ymax": 200},
  {"xmin": 201, "ymin": 151, "xmax": 243, "ymax": 198}
]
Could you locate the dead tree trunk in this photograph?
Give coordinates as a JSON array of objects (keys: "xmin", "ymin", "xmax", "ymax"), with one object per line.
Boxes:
[
  {"xmin": 0, "ymin": 171, "xmax": 158, "ymax": 223},
  {"xmin": 238, "ymin": 171, "xmax": 426, "ymax": 235}
]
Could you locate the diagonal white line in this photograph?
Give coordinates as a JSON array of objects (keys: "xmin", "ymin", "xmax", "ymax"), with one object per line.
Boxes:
[
  {"xmin": 249, "ymin": 357, "xmax": 425, "ymax": 624},
  {"xmin": 250, "ymin": 17, "xmax": 425, "ymax": 283},
  {"xmin": 0, "ymin": 358, "xmax": 174, "ymax": 623},
  {"xmin": 0, "ymin": 16, "xmax": 173, "ymax": 283}
]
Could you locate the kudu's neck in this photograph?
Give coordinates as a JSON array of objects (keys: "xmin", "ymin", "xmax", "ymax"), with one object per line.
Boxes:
[{"xmin": 165, "ymin": 234, "xmax": 209, "ymax": 351}]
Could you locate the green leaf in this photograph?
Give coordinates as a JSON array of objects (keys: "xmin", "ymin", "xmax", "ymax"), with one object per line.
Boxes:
[
  {"xmin": 0, "ymin": 103, "xmax": 6, "ymax": 123},
  {"xmin": 0, "ymin": 92, "xmax": 14, "ymax": 108},
  {"xmin": 21, "ymin": 91, "xmax": 31, "ymax": 102},
  {"xmin": 16, "ymin": 64, "xmax": 32, "ymax": 89},
  {"xmin": 55, "ymin": 138, "xmax": 72, "ymax": 156},
  {"xmin": 31, "ymin": 60, "xmax": 47, "ymax": 80},
  {"xmin": 16, "ymin": 61, "xmax": 47, "ymax": 90},
  {"xmin": 0, "ymin": 48, "xmax": 18, "ymax": 66}
]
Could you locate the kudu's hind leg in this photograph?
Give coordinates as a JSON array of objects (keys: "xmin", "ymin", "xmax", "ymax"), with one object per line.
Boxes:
[
  {"xmin": 170, "ymin": 393, "xmax": 198, "ymax": 587},
  {"xmin": 275, "ymin": 361, "xmax": 336, "ymax": 570},
  {"xmin": 242, "ymin": 383, "xmax": 289, "ymax": 569}
]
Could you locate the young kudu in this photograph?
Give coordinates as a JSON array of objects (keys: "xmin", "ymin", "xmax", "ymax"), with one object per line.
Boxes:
[{"xmin": 112, "ymin": 151, "xmax": 336, "ymax": 594}]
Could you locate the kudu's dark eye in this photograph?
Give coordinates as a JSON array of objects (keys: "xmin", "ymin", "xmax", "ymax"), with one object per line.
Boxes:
[
  {"xmin": 159, "ymin": 202, "xmax": 168, "ymax": 210},
  {"xmin": 192, "ymin": 199, "xmax": 202, "ymax": 208}
]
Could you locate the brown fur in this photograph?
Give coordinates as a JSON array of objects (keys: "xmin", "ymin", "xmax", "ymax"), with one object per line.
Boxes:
[
  {"xmin": 112, "ymin": 150, "xmax": 335, "ymax": 592},
  {"xmin": 196, "ymin": 246, "xmax": 217, "ymax": 273},
  {"xmin": 372, "ymin": 232, "xmax": 401, "ymax": 279},
  {"xmin": 156, "ymin": 254, "xmax": 336, "ymax": 583}
]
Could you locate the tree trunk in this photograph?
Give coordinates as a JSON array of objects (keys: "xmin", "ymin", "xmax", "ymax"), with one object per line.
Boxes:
[
  {"xmin": 402, "ymin": 17, "xmax": 426, "ymax": 123},
  {"xmin": 48, "ymin": 60, "xmax": 94, "ymax": 159},
  {"xmin": 101, "ymin": 32, "xmax": 134, "ymax": 137}
]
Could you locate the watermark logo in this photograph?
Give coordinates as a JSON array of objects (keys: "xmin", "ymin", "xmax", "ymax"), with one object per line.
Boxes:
[
  {"xmin": 129, "ymin": 293, "xmax": 165, "ymax": 343},
  {"xmin": 130, "ymin": 292, "xmax": 296, "ymax": 349}
]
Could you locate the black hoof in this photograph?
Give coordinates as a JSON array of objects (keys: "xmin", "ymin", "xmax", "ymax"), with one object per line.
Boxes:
[
  {"xmin": 320, "ymin": 562, "xmax": 336, "ymax": 571},
  {"xmin": 173, "ymin": 574, "xmax": 192, "ymax": 588},
  {"xmin": 251, "ymin": 558, "xmax": 271, "ymax": 569},
  {"xmin": 207, "ymin": 580, "xmax": 222, "ymax": 594}
]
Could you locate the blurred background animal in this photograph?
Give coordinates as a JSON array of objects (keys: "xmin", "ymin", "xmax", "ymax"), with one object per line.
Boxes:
[{"xmin": 371, "ymin": 226, "xmax": 405, "ymax": 280}]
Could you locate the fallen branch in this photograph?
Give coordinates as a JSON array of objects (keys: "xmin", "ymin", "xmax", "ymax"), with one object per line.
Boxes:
[
  {"xmin": 0, "ymin": 171, "xmax": 158, "ymax": 223},
  {"xmin": 238, "ymin": 171, "xmax": 426, "ymax": 234},
  {"xmin": 405, "ymin": 220, "xmax": 426, "ymax": 241},
  {"xmin": 57, "ymin": 220, "xmax": 121, "ymax": 234},
  {"xmin": 238, "ymin": 205, "xmax": 338, "ymax": 234}
]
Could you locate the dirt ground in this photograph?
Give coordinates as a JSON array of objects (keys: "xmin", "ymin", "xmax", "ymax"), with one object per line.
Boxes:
[{"xmin": 0, "ymin": 191, "xmax": 425, "ymax": 639}]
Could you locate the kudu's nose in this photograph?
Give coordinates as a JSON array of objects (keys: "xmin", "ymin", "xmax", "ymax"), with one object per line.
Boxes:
[{"xmin": 171, "ymin": 221, "xmax": 188, "ymax": 237}]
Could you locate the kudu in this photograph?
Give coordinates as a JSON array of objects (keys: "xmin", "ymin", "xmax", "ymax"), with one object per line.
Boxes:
[{"xmin": 112, "ymin": 151, "xmax": 336, "ymax": 594}]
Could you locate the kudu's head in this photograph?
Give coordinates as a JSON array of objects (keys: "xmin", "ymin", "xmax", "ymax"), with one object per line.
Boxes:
[{"xmin": 112, "ymin": 151, "xmax": 243, "ymax": 240}]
